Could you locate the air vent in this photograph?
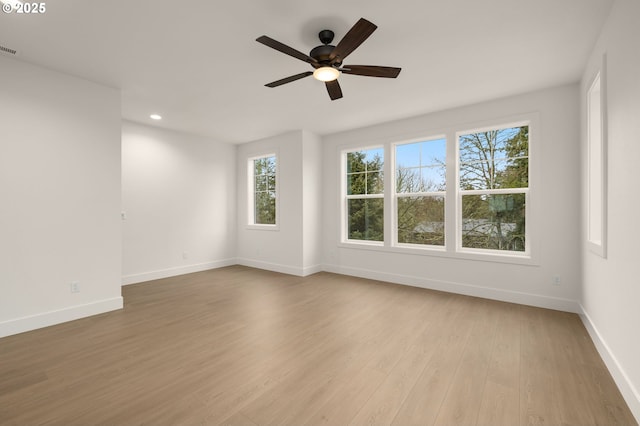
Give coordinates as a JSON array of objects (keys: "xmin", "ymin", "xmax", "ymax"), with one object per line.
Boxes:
[{"xmin": 0, "ymin": 44, "xmax": 18, "ymax": 56}]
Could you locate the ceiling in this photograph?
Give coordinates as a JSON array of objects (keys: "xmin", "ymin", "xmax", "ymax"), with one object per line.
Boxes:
[{"xmin": 0, "ymin": 0, "xmax": 613, "ymax": 144}]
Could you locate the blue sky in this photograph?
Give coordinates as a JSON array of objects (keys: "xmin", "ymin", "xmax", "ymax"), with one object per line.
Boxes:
[
  {"xmin": 396, "ymin": 138, "xmax": 446, "ymax": 168},
  {"xmin": 396, "ymin": 138, "xmax": 446, "ymax": 190}
]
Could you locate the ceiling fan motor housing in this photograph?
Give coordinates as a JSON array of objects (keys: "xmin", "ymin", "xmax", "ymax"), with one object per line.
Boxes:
[
  {"xmin": 310, "ymin": 29, "xmax": 341, "ymax": 67},
  {"xmin": 310, "ymin": 44, "xmax": 336, "ymax": 65}
]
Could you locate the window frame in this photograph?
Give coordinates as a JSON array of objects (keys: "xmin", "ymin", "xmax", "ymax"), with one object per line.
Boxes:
[
  {"xmin": 336, "ymin": 113, "xmax": 539, "ymax": 265},
  {"xmin": 455, "ymin": 121, "xmax": 532, "ymax": 258},
  {"xmin": 586, "ymin": 54, "xmax": 608, "ymax": 258},
  {"xmin": 391, "ymin": 136, "xmax": 447, "ymax": 250},
  {"xmin": 247, "ymin": 153, "xmax": 279, "ymax": 230},
  {"xmin": 341, "ymin": 145, "xmax": 385, "ymax": 246}
]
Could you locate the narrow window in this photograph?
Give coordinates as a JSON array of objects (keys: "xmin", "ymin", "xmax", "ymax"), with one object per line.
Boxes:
[
  {"xmin": 587, "ymin": 69, "xmax": 607, "ymax": 257},
  {"xmin": 249, "ymin": 154, "xmax": 277, "ymax": 225},
  {"xmin": 458, "ymin": 125, "xmax": 529, "ymax": 253},
  {"xmin": 395, "ymin": 138, "xmax": 446, "ymax": 246},
  {"xmin": 345, "ymin": 147, "xmax": 384, "ymax": 242}
]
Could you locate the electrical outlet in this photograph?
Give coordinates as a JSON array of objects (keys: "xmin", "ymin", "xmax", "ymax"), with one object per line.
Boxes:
[
  {"xmin": 121, "ymin": 212, "xmax": 127, "ymax": 220},
  {"xmin": 552, "ymin": 276, "xmax": 561, "ymax": 286},
  {"xmin": 182, "ymin": 251, "xmax": 189, "ymax": 260},
  {"xmin": 70, "ymin": 281, "xmax": 80, "ymax": 293}
]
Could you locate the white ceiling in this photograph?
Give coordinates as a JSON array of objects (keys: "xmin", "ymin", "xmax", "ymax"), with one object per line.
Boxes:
[{"xmin": 0, "ymin": 0, "xmax": 612, "ymax": 144}]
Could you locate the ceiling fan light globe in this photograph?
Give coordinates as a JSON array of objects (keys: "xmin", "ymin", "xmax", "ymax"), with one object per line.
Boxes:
[{"xmin": 313, "ymin": 67, "xmax": 340, "ymax": 82}]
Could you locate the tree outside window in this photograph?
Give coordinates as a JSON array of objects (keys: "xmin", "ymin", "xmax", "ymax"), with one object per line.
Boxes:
[
  {"xmin": 395, "ymin": 138, "xmax": 446, "ymax": 246},
  {"xmin": 458, "ymin": 126, "xmax": 529, "ymax": 252},
  {"xmin": 345, "ymin": 148, "xmax": 384, "ymax": 242},
  {"xmin": 252, "ymin": 155, "xmax": 276, "ymax": 225}
]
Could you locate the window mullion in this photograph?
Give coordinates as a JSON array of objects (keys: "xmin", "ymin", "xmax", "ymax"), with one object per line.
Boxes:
[{"xmin": 446, "ymin": 129, "xmax": 458, "ymax": 253}]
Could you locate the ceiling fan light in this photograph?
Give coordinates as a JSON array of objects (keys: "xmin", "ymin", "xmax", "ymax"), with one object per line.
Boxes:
[{"xmin": 313, "ymin": 66, "xmax": 340, "ymax": 82}]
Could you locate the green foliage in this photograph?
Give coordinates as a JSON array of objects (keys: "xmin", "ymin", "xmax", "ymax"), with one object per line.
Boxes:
[
  {"xmin": 462, "ymin": 194, "xmax": 525, "ymax": 251},
  {"xmin": 348, "ymin": 198, "xmax": 384, "ymax": 241},
  {"xmin": 347, "ymin": 150, "xmax": 384, "ymax": 241},
  {"xmin": 397, "ymin": 195, "xmax": 445, "ymax": 245},
  {"xmin": 395, "ymin": 166, "xmax": 445, "ymax": 246},
  {"xmin": 347, "ymin": 151, "xmax": 383, "ymax": 195},
  {"xmin": 254, "ymin": 156, "xmax": 276, "ymax": 225}
]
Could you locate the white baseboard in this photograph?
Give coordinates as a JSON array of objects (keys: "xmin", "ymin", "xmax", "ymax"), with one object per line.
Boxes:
[
  {"xmin": 236, "ymin": 258, "xmax": 321, "ymax": 277},
  {"xmin": 302, "ymin": 264, "xmax": 323, "ymax": 276},
  {"xmin": 0, "ymin": 297, "xmax": 123, "ymax": 338},
  {"xmin": 322, "ymin": 263, "xmax": 581, "ymax": 313},
  {"xmin": 579, "ymin": 305, "xmax": 640, "ymax": 422},
  {"xmin": 121, "ymin": 259, "xmax": 237, "ymax": 285}
]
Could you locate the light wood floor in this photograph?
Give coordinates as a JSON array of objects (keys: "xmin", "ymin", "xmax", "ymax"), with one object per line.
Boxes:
[{"xmin": 0, "ymin": 266, "xmax": 636, "ymax": 425}]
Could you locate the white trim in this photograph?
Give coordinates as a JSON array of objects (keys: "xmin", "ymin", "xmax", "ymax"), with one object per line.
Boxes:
[
  {"xmin": 245, "ymin": 224, "xmax": 279, "ymax": 232},
  {"xmin": 237, "ymin": 258, "xmax": 321, "ymax": 277},
  {"xmin": 0, "ymin": 297, "xmax": 123, "ymax": 338},
  {"xmin": 579, "ymin": 305, "xmax": 640, "ymax": 422},
  {"xmin": 322, "ymin": 263, "xmax": 580, "ymax": 313},
  {"xmin": 345, "ymin": 193, "xmax": 384, "ymax": 200},
  {"xmin": 121, "ymin": 259, "xmax": 237, "ymax": 285}
]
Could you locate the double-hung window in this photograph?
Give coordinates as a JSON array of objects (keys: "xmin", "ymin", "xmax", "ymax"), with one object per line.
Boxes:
[
  {"xmin": 345, "ymin": 147, "xmax": 384, "ymax": 242},
  {"xmin": 394, "ymin": 138, "xmax": 446, "ymax": 247},
  {"xmin": 249, "ymin": 154, "xmax": 277, "ymax": 226},
  {"xmin": 457, "ymin": 125, "xmax": 529, "ymax": 253}
]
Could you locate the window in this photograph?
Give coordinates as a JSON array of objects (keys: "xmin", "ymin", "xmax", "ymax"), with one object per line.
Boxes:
[
  {"xmin": 339, "ymin": 116, "xmax": 535, "ymax": 262},
  {"xmin": 394, "ymin": 138, "xmax": 446, "ymax": 246},
  {"xmin": 249, "ymin": 154, "xmax": 277, "ymax": 226},
  {"xmin": 344, "ymin": 147, "xmax": 384, "ymax": 242},
  {"xmin": 458, "ymin": 125, "xmax": 529, "ymax": 253},
  {"xmin": 587, "ymin": 64, "xmax": 607, "ymax": 258}
]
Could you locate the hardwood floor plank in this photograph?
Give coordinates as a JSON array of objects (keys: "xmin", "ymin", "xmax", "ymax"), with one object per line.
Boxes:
[
  {"xmin": 389, "ymin": 295, "xmax": 479, "ymax": 426},
  {"xmin": 476, "ymin": 302, "xmax": 521, "ymax": 426},
  {"xmin": 520, "ymin": 306, "xmax": 564, "ymax": 426},
  {"xmin": 303, "ymin": 366, "xmax": 387, "ymax": 425},
  {"xmin": 476, "ymin": 380, "xmax": 520, "ymax": 426},
  {"xmin": 432, "ymin": 299, "xmax": 501, "ymax": 426}
]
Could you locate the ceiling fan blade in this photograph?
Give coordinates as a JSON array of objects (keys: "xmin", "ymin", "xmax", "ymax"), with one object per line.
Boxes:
[
  {"xmin": 265, "ymin": 71, "xmax": 313, "ymax": 88},
  {"xmin": 256, "ymin": 35, "xmax": 318, "ymax": 65},
  {"xmin": 325, "ymin": 80, "xmax": 343, "ymax": 100},
  {"xmin": 329, "ymin": 18, "xmax": 377, "ymax": 63},
  {"xmin": 341, "ymin": 65, "xmax": 401, "ymax": 78}
]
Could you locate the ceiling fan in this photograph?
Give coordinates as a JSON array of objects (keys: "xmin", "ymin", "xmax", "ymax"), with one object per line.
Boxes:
[{"xmin": 256, "ymin": 18, "xmax": 401, "ymax": 101}]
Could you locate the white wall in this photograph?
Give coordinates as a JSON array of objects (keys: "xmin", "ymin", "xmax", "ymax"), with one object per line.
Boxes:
[
  {"xmin": 322, "ymin": 84, "xmax": 581, "ymax": 312},
  {"xmin": 236, "ymin": 130, "xmax": 322, "ymax": 276},
  {"xmin": 302, "ymin": 130, "xmax": 323, "ymax": 272},
  {"xmin": 121, "ymin": 121, "xmax": 236, "ymax": 284},
  {"xmin": 0, "ymin": 56, "xmax": 122, "ymax": 337},
  {"xmin": 580, "ymin": 0, "xmax": 640, "ymax": 418}
]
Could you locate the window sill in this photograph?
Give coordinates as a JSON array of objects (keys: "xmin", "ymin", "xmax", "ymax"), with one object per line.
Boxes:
[
  {"xmin": 337, "ymin": 241, "xmax": 538, "ymax": 266},
  {"xmin": 246, "ymin": 224, "xmax": 279, "ymax": 231}
]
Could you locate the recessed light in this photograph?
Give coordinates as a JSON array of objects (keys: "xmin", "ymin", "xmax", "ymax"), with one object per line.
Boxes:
[{"xmin": 150, "ymin": 114, "xmax": 162, "ymax": 120}]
